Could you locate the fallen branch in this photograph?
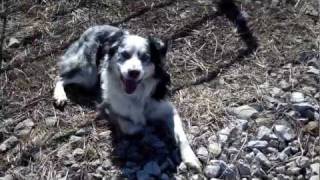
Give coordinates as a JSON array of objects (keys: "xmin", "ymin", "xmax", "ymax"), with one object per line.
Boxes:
[{"xmin": 0, "ymin": 1, "xmax": 7, "ymax": 69}]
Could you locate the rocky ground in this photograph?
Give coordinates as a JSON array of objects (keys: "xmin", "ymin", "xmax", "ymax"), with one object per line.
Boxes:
[{"xmin": 0, "ymin": 0, "xmax": 320, "ymax": 179}]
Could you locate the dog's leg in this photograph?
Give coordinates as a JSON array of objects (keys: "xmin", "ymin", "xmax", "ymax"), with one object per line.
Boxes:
[
  {"xmin": 147, "ymin": 101, "xmax": 202, "ymax": 171},
  {"xmin": 170, "ymin": 107, "xmax": 202, "ymax": 171},
  {"xmin": 53, "ymin": 77, "xmax": 67, "ymax": 107}
]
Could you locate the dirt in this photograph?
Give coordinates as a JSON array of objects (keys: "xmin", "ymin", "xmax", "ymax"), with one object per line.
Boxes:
[{"xmin": 0, "ymin": 0, "xmax": 319, "ymax": 179}]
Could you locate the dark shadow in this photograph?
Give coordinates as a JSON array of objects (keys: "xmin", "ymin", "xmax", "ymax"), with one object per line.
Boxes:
[
  {"xmin": 54, "ymin": 83, "xmax": 102, "ymax": 111},
  {"xmin": 95, "ymin": 108, "xmax": 181, "ymax": 179}
]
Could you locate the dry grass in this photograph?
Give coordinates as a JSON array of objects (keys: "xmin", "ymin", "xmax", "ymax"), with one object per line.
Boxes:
[{"xmin": 0, "ymin": 0, "xmax": 319, "ymax": 178}]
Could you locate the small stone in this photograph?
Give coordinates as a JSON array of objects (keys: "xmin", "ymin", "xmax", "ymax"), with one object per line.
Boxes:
[
  {"xmin": 143, "ymin": 161, "xmax": 161, "ymax": 176},
  {"xmin": 101, "ymin": 159, "xmax": 112, "ymax": 169},
  {"xmin": 278, "ymin": 152, "xmax": 288, "ymax": 161},
  {"xmin": 270, "ymin": 87, "xmax": 282, "ymax": 97},
  {"xmin": 286, "ymin": 161, "xmax": 297, "ymax": 169},
  {"xmin": 45, "ymin": 117, "xmax": 57, "ymax": 127},
  {"xmin": 7, "ymin": 37, "xmax": 20, "ymax": 48},
  {"xmin": 290, "ymin": 92, "xmax": 305, "ymax": 103},
  {"xmin": 14, "ymin": 119, "xmax": 34, "ymax": 137},
  {"xmin": 196, "ymin": 146, "xmax": 208, "ymax": 161},
  {"xmin": 204, "ymin": 165, "xmax": 221, "ymax": 178},
  {"xmin": 251, "ymin": 166, "xmax": 267, "ymax": 178},
  {"xmin": 293, "ymin": 102, "xmax": 316, "ymax": 120},
  {"xmin": 245, "ymin": 152, "xmax": 255, "ymax": 163},
  {"xmin": 218, "ymin": 126, "xmax": 236, "ymax": 143},
  {"xmin": 277, "ymin": 174, "xmax": 292, "ymax": 180},
  {"xmin": 236, "ymin": 119, "xmax": 249, "ymax": 131},
  {"xmin": 71, "ymin": 163, "xmax": 81, "ymax": 171},
  {"xmin": 190, "ymin": 126, "xmax": 201, "ymax": 136},
  {"xmin": 98, "ymin": 130, "xmax": 111, "ymax": 137},
  {"xmin": 76, "ymin": 128, "xmax": 91, "ymax": 136},
  {"xmin": 255, "ymin": 151, "xmax": 271, "ymax": 168},
  {"xmin": 287, "ymin": 167, "xmax": 301, "ymax": 175},
  {"xmin": 160, "ymin": 173, "xmax": 170, "ymax": 180},
  {"xmin": 311, "ymin": 163, "xmax": 320, "ymax": 175},
  {"xmin": 304, "ymin": 121, "xmax": 319, "ymax": 135},
  {"xmin": 237, "ymin": 160, "xmax": 251, "ymax": 177},
  {"xmin": 247, "ymin": 140, "xmax": 268, "ymax": 149},
  {"xmin": 266, "ymin": 147, "xmax": 278, "ymax": 153},
  {"xmin": 274, "ymin": 125, "xmax": 296, "ymax": 141},
  {"xmin": 190, "ymin": 174, "xmax": 203, "ymax": 180},
  {"xmin": 282, "ymin": 147, "xmax": 292, "ymax": 155},
  {"xmin": 307, "ymin": 66, "xmax": 320, "ymax": 75},
  {"xmin": 296, "ymin": 156, "xmax": 310, "ymax": 168},
  {"xmin": 279, "ymin": 79, "xmax": 291, "ymax": 90},
  {"xmin": 57, "ymin": 144, "xmax": 72, "ymax": 158},
  {"xmin": 73, "ymin": 148, "xmax": 84, "ymax": 161},
  {"xmin": 208, "ymin": 142, "xmax": 222, "ymax": 157},
  {"xmin": 255, "ymin": 117, "xmax": 273, "ymax": 126},
  {"xmin": 227, "ymin": 105, "xmax": 259, "ymax": 120},
  {"xmin": 136, "ymin": 170, "xmax": 150, "ymax": 180},
  {"xmin": 271, "ymin": 0, "xmax": 279, "ymax": 7},
  {"xmin": 275, "ymin": 166, "xmax": 286, "ymax": 174},
  {"xmin": 0, "ymin": 136, "xmax": 18, "ymax": 152},
  {"xmin": 296, "ymin": 175, "xmax": 304, "ymax": 180},
  {"xmin": 221, "ymin": 164, "xmax": 237, "ymax": 180},
  {"xmin": 69, "ymin": 135, "xmax": 82, "ymax": 143},
  {"xmin": 257, "ymin": 126, "xmax": 277, "ymax": 140}
]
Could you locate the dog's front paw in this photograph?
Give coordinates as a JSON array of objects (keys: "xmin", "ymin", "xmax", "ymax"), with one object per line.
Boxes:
[
  {"xmin": 53, "ymin": 91, "xmax": 68, "ymax": 108},
  {"xmin": 54, "ymin": 97, "xmax": 67, "ymax": 108},
  {"xmin": 181, "ymin": 147, "xmax": 202, "ymax": 172}
]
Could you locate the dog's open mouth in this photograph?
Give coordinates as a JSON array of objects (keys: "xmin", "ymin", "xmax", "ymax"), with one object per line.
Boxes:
[{"xmin": 121, "ymin": 76, "xmax": 140, "ymax": 94}]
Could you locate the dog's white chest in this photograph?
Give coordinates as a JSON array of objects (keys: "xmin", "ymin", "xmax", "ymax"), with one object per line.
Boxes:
[{"xmin": 110, "ymin": 92, "xmax": 146, "ymax": 124}]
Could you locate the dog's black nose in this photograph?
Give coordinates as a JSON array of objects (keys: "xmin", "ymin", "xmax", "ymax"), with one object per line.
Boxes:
[{"xmin": 128, "ymin": 70, "xmax": 140, "ymax": 79}]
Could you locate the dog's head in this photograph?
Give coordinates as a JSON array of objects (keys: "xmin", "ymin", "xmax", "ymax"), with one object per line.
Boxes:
[{"xmin": 106, "ymin": 33, "xmax": 170, "ymax": 99}]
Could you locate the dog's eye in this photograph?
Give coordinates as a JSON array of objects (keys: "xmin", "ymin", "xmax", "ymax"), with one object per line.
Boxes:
[
  {"xmin": 140, "ymin": 54, "xmax": 150, "ymax": 63},
  {"xmin": 121, "ymin": 51, "xmax": 131, "ymax": 59}
]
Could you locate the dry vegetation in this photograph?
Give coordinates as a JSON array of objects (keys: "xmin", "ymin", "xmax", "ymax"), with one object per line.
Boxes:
[{"xmin": 0, "ymin": 0, "xmax": 319, "ymax": 179}]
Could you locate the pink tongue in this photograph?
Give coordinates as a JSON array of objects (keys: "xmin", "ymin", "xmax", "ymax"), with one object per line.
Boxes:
[{"xmin": 124, "ymin": 79, "xmax": 138, "ymax": 94}]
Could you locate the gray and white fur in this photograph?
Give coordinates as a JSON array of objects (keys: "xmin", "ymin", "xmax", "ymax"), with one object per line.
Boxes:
[{"xmin": 53, "ymin": 25, "xmax": 201, "ymax": 171}]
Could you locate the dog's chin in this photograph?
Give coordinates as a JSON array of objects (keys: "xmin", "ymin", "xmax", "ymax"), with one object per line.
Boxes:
[{"xmin": 120, "ymin": 76, "xmax": 141, "ymax": 94}]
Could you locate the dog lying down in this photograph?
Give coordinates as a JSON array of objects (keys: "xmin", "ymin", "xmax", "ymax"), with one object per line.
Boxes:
[{"xmin": 53, "ymin": 25, "xmax": 201, "ymax": 171}]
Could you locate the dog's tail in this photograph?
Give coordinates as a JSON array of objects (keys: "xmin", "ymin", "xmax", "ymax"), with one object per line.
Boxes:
[{"xmin": 217, "ymin": 0, "xmax": 258, "ymax": 54}]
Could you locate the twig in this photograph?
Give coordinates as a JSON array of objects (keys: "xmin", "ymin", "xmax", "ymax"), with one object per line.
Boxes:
[{"xmin": 0, "ymin": 0, "xmax": 7, "ymax": 69}]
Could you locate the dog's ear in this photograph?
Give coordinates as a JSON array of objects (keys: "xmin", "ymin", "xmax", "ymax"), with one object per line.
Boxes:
[
  {"xmin": 148, "ymin": 37, "xmax": 168, "ymax": 64},
  {"xmin": 107, "ymin": 30, "xmax": 127, "ymax": 58}
]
